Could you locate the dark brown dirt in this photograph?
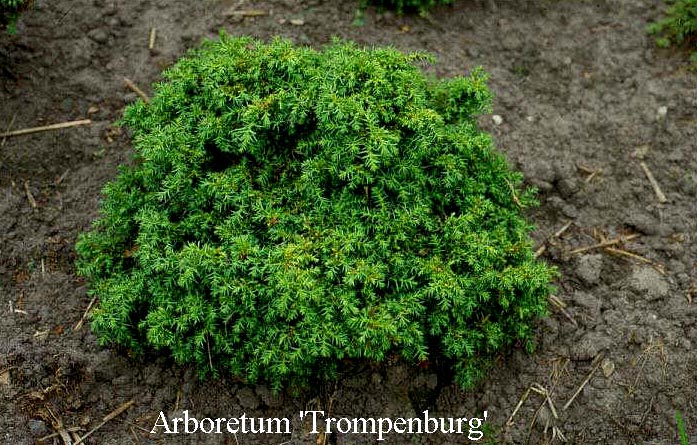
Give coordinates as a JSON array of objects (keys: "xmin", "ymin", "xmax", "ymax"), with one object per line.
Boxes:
[{"xmin": 1, "ymin": 0, "xmax": 696, "ymax": 444}]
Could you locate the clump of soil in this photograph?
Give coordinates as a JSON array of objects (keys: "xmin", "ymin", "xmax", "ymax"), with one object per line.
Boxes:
[{"xmin": 1, "ymin": 0, "xmax": 695, "ymax": 444}]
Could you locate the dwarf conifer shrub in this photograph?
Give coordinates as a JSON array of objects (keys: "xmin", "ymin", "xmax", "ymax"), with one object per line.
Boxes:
[
  {"xmin": 648, "ymin": 0, "xmax": 697, "ymax": 64},
  {"xmin": 76, "ymin": 33, "xmax": 553, "ymax": 391}
]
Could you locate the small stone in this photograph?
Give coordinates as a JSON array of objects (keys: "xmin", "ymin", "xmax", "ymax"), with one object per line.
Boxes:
[
  {"xmin": 492, "ymin": 115, "xmax": 503, "ymax": 125},
  {"xmin": 561, "ymin": 204, "xmax": 578, "ymax": 219},
  {"xmin": 0, "ymin": 369, "xmax": 9, "ymax": 386},
  {"xmin": 79, "ymin": 415, "xmax": 91, "ymax": 426},
  {"xmin": 526, "ymin": 115, "xmax": 534, "ymax": 122},
  {"xmin": 656, "ymin": 106, "xmax": 668, "ymax": 120},
  {"xmin": 575, "ymin": 255, "xmax": 603, "ymax": 286},
  {"xmin": 255, "ymin": 385, "xmax": 283, "ymax": 408},
  {"xmin": 563, "ymin": 56, "xmax": 572, "ymax": 65},
  {"xmin": 629, "ymin": 266, "xmax": 668, "ymax": 301},
  {"xmin": 625, "ymin": 212, "xmax": 661, "ymax": 236},
  {"xmin": 524, "ymin": 159, "xmax": 555, "ymax": 183},
  {"xmin": 236, "ymin": 387, "xmax": 260, "ymax": 410},
  {"xmin": 529, "ymin": 179, "xmax": 553, "ymax": 193},
  {"xmin": 632, "ymin": 145, "xmax": 649, "ymax": 160},
  {"xmin": 29, "ymin": 419, "xmax": 49, "ymax": 438},
  {"xmin": 571, "ymin": 332, "xmax": 611, "ymax": 361},
  {"xmin": 88, "ymin": 28, "xmax": 108, "ymax": 44},
  {"xmin": 289, "ymin": 19, "xmax": 304, "ymax": 26},
  {"xmin": 601, "ymin": 358, "xmax": 615, "ymax": 378},
  {"xmin": 111, "ymin": 375, "xmax": 130, "ymax": 386},
  {"xmin": 678, "ymin": 172, "xmax": 697, "ymax": 196},
  {"xmin": 552, "ymin": 160, "xmax": 575, "ymax": 182},
  {"xmin": 556, "ymin": 177, "xmax": 580, "ymax": 198}
]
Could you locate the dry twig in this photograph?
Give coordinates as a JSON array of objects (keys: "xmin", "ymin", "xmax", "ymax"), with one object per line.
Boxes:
[
  {"xmin": 123, "ymin": 78, "xmax": 150, "ymax": 103},
  {"xmin": 563, "ymin": 352, "xmax": 604, "ymax": 411},
  {"xmin": 0, "ymin": 119, "xmax": 91, "ymax": 138},
  {"xmin": 578, "ymin": 165, "xmax": 602, "ymax": 183},
  {"xmin": 548, "ymin": 294, "xmax": 578, "ymax": 327},
  {"xmin": 225, "ymin": 9, "xmax": 268, "ymax": 17},
  {"xmin": 639, "ymin": 161, "xmax": 667, "ymax": 203},
  {"xmin": 38, "ymin": 427, "xmax": 84, "ymax": 442},
  {"xmin": 73, "ymin": 399, "xmax": 134, "ymax": 445},
  {"xmin": 536, "ymin": 221, "xmax": 573, "ymax": 258},
  {"xmin": 73, "ymin": 297, "xmax": 97, "ymax": 331},
  {"xmin": 56, "ymin": 169, "xmax": 71, "ymax": 186},
  {"xmin": 24, "ymin": 181, "xmax": 37, "ymax": 208},
  {"xmin": 604, "ymin": 247, "xmax": 653, "ymax": 264},
  {"xmin": 570, "ymin": 234, "xmax": 639, "ymax": 255},
  {"xmin": 148, "ymin": 28, "xmax": 157, "ymax": 50},
  {"xmin": 506, "ymin": 387, "xmax": 532, "ymax": 427},
  {"xmin": 1, "ymin": 113, "xmax": 17, "ymax": 146}
]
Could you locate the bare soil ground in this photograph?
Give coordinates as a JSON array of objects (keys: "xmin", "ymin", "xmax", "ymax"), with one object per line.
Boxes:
[{"xmin": 1, "ymin": 0, "xmax": 696, "ymax": 443}]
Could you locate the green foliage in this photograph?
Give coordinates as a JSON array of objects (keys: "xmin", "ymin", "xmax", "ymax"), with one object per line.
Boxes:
[
  {"xmin": 76, "ymin": 33, "xmax": 553, "ymax": 391},
  {"xmin": 648, "ymin": 0, "xmax": 697, "ymax": 64},
  {"xmin": 0, "ymin": 0, "xmax": 29, "ymax": 32},
  {"xmin": 364, "ymin": 0, "xmax": 455, "ymax": 14},
  {"xmin": 676, "ymin": 410, "xmax": 690, "ymax": 445}
]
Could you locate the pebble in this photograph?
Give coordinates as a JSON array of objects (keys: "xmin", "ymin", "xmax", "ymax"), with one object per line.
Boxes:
[
  {"xmin": 255, "ymin": 385, "xmax": 284, "ymax": 408},
  {"xmin": 556, "ymin": 177, "xmax": 580, "ymax": 199},
  {"xmin": 236, "ymin": 387, "xmax": 260, "ymax": 410},
  {"xmin": 88, "ymin": 28, "xmax": 108, "ymax": 44},
  {"xmin": 678, "ymin": 172, "xmax": 697, "ymax": 196},
  {"xmin": 570, "ymin": 331, "xmax": 611, "ymax": 361},
  {"xmin": 524, "ymin": 159, "xmax": 555, "ymax": 183},
  {"xmin": 561, "ymin": 203, "xmax": 579, "ymax": 219},
  {"xmin": 625, "ymin": 212, "xmax": 661, "ymax": 236},
  {"xmin": 492, "ymin": 115, "xmax": 503, "ymax": 125},
  {"xmin": 601, "ymin": 358, "xmax": 615, "ymax": 378},
  {"xmin": 656, "ymin": 105, "xmax": 668, "ymax": 120},
  {"xmin": 573, "ymin": 290, "xmax": 602, "ymax": 313},
  {"xmin": 575, "ymin": 255, "xmax": 603, "ymax": 286},
  {"xmin": 29, "ymin": 420, "xmax": 48, "ymax": 438},
  {"xmin": 629, "ymin": 266, "xmax": 668, "ymax": 301}
]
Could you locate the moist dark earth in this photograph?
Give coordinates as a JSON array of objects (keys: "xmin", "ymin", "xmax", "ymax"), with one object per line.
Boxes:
[{"xmin": 1, "ymin": 0, "xmax": 696, "ymax": 444}]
